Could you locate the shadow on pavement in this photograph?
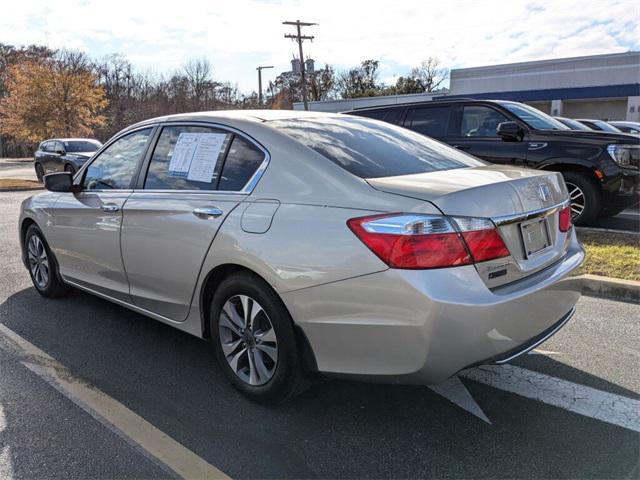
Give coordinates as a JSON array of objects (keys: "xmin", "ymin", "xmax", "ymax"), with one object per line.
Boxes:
[{"xmin": 1, "ymin": 286, "xmax": 638, "ymax": 479}]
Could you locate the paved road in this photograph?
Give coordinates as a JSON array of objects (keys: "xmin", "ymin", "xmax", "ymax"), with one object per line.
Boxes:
[
  {"xmin": 1, "ymin": 190, "xmax": 639, "ymax": 479},
  {"xmin": 0, "ymin": 159, "xmax": 36, "ymax": 181}
]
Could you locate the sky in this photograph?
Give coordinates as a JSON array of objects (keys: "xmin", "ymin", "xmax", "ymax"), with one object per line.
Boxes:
[{"xmin": 2, "ymin": 0, "xmax": 639, "ymax": 94}]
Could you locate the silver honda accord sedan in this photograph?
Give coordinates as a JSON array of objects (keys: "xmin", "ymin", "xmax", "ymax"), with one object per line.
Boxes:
[{"xmin": 19, "ymin": 110, "xmax": 584, "ymax": 403}]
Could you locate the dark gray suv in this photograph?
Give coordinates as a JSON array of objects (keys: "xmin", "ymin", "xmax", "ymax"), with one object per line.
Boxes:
[{"xmin": 34, "ymin": 138, "xmax": 102, "ymax": 181}]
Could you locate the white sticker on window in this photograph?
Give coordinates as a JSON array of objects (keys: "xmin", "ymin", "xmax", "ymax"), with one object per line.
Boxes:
[
  {"xmin": 187, "ymin": 133, "xmax": 227, "ymax": 183},
  {"xmin": 168, "ymin": 132, "xmax": 226, "ymax": 182}
]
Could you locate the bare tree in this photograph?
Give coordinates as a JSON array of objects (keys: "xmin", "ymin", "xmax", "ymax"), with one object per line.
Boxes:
[{"xmin": 410, "ymin": 57, "xmax": 449, "ymax": 93}]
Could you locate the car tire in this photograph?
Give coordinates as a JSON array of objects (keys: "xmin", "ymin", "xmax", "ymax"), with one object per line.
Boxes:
[
  {"xmin": 64, "ymin": 164, "xmax": 75, "ymax": 175},
  {"xmin": 24, "ymin": 224, "xmax": 71, "ymax": 298},
  {"xmin": 34, "ymin": 163, "xmax": 44, "ymax": 182},
  {"xmin": 562, "ymin": 172, "xmax": 601, "ymax": 226},
  {"xmin": 209, "ymin": 271, "xmax": 304, "ymax": 404}
]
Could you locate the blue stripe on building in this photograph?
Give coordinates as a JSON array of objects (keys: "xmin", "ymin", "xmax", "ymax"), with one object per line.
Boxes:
[{"xmin": 437, "ymin": 84, "xmax": 640, "ymax": 102}]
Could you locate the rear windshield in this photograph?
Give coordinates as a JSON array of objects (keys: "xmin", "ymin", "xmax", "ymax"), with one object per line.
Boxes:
[
  {"xmin": 64, "ymin": 140, "xmax": 101, "ymax": 152},
  {"xmin": 270, "ymin": 116, "xmax": 484, "ymax": 178}
]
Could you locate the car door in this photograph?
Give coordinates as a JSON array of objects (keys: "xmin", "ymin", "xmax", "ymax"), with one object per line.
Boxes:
[
  {"xmin": 120, "ymin": 123, "xmax": 268, "ymax": 321},
  {"xmin": 51, "ymin": 141, "xmax": 66, "ymax": 172},
  {"xmin": 448, "ymin": 105, "xmax": 528, "ymax": 165},
  {"xmin": 46, "ymin": 127, "xmax": 154, "ymax": 301}
]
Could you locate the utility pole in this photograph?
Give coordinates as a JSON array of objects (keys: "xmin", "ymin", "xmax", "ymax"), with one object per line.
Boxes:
[
  {"xmin": 283, "ymin": 20, "xmax": 317, "ymax": 111},
  {"xmin": 256, "ymin": 65, "xmax": 274, "ymax": 107}
]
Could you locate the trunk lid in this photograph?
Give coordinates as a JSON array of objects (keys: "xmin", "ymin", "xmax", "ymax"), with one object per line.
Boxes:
[{"xmin": 367, "ymin": 165, "xmax": 571, "ymax": 287}]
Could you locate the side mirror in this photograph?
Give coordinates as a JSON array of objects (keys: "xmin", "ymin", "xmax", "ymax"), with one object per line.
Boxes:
[
  {"xmin": 497, "ymin": 121, "xmax": 523, "ymax": 141},
  {"xmin": 44, "ymin": 172, "xmax": 78, "ymax": 192},
  {"xmin": 55, "ymin": 149, "xmax": 65, "ymax": 155}
]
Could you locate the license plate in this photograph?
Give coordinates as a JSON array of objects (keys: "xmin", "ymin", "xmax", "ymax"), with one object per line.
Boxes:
[{"xmin": 519, "ymin": 218, "xmax": 551, "ymax": 258}]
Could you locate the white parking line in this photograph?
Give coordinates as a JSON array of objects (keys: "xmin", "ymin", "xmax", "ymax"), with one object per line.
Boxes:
[
  {"xmin": 0, "ymin": 324, "xmax": 229, "ymax": 480},
  {"xmin": 462, "ymin": 364, "xmax": 640, "ymax": 432}
]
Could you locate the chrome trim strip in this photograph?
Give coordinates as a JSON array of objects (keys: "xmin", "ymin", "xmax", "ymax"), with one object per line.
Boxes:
[
  {"xmin": 492, "ymin": 200, "xmax": 570, "ymax": 226},
  {"xmin": 493, "ymin": 307, "xmax": 575, "ymax": 364}
]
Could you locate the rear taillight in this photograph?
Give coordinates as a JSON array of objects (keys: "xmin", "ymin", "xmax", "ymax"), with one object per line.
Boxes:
[
  {"xmin": 347, "ymin": 213, "xmax": 509, "ymax": 269},
  {"xmin": 558, "ymin": 205, "xmax": 572, "ymax": 232}
]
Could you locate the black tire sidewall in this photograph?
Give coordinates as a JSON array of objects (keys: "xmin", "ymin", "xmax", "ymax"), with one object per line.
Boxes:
[
  {"xmin": 209, "ymin": 272, "xmax": 301, "ymax": 404},
  {"xmin": 562, "ymin": 172, "xmax": 601, "ymax": 226},
  {"xmin": 35, "ymin": 163, "xmax": 44, "ymax": 182}
]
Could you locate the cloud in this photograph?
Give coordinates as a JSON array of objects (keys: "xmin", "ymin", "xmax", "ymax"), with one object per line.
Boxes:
[{"xmin": 1, "ymin": 0, "xmax": 638, "ymax": 92}]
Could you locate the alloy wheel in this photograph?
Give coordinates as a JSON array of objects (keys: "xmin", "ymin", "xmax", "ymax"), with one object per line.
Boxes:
[
  {"xmin": 27, "ymin": 234, "xmax": 49, "ymax": 289},
  {"xmin": 218, "ymin": 294, "xmax": 278, "ymax": 386},
  {"xmin": 565, "ymin": 181, "xmax": 585, "ymax": 219}
]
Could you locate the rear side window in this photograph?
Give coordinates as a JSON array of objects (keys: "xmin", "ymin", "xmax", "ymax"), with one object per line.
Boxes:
[
  {"xmin": 406, "ymin": 107, "xmax": 451, "ymax": 138},
  {"xmin": 461, "ymin": 106, "xmax": 508, "ymax": 137},
  {"xmin": 271, "ymin": 116, "xmax": 483, "ymax": 179},
  {"xmin": 356, "ymin": 109, "xmax": 387, "ymax": 120},
  {"xmin": 218, "ymin": 136, "xmax": 266, "ymax": 191},
  {"xmin": 145, "ymin": 126, "xmax": 232, "ymax": 190}
]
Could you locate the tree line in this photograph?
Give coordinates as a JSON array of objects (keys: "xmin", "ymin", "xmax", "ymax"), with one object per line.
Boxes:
[{"xmin": 0, "ymin": 42, "xmax": 448, "ymax": 157}]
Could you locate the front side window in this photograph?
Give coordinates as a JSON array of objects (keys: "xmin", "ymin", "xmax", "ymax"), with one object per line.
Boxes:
[
  {"xmin": 461, "ymin": 106, "xmax": 508, "ymax": 137},
  {"xmin": 406, "ymin": 107, "xmax": 450, "ymax": 138},
  {"xmin": 272, "ymin": 116, "xmax": 484, "ymax": 179},
  {"xmin": 83, "ymin": 128, "xmax": 152, "ymax": 190},
  {"xmin": 500, "ymin": 102, "xmax": 568, "ymax": 131},
  {"xmin": 145, "ymin": 126, "xmax": 232, "ymax": 191}
]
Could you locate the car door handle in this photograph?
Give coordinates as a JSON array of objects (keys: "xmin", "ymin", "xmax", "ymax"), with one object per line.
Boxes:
[
  {"xmin": 193, "ymin": 207, "xmax": 223, "ymax": 219},
  {"xmin": 452, "ymin": 145, "xmax": 471, "ymax": 150},
  {"xmin": 100, "ymin": 203, "xmax": 120, "ymax": 213}
]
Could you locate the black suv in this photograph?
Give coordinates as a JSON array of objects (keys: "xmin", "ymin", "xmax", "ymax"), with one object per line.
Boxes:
[
  {"xmin": 347, "ymin": 99, "xmax": 639, "ymax": 225},
  {"xmin": 34, "ymin": 138, "xmax": 102, "ymax": 181}
]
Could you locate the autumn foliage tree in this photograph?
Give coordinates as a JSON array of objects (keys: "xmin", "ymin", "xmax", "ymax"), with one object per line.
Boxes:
[{"xmin": 0, "ymin": 56, "xmax": 106, "ymax": 143}]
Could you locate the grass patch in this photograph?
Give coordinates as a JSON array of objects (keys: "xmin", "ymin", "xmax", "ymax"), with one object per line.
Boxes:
[
  {"xmin": 577, "ymin": 230, "xmax": 639, "ymax": 281},
  {"xmin": 0, "ymin": 179, "xmax": 42, "ymax": 191}
]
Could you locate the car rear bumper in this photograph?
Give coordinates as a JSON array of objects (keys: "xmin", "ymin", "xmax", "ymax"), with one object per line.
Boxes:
[{"xmin": 282, "ymin": 233, "xmax": 584, "ymax": 384}]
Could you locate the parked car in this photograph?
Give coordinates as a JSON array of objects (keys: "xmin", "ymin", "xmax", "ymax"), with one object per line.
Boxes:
[
  {"xmin": 20, "ymin": 111, "xmax": 584, "ymax": 404},
  {"xmin": 574, "ymin": 119, "xmax": 625, "ymax": 133},
  {"xmin": 34, "ymin": 138, "xmax": 102, "ymax": 180},
  {"xmin": 554, "ymin": 116, "xmax": 593, "ymax": 131},
  {"xmin": 348, "ymin": 100, "xmax": 640, "ymax": 224},
  {"xmin": 608, "ymin": 121, "xmax": 640, "ymax": 134}
]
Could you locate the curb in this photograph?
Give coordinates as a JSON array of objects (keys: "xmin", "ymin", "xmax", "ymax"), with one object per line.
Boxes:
[
  {"xmin": 578, "ymin": 274, "xmax": 640, "ymax": 303},
  {"xmin": 576, "ymin": 226, "xmax": 638, "ymax": 235}
]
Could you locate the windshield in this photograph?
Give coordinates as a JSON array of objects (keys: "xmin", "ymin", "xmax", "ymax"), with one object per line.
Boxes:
[
  {"xmin": 590, "ymin": 120, "xmax": 623, "ymax": 133},
  {"xmin": 63, "ymin": 140, "xmax": 101, "ymax": 152},
  {"xmin": 501, "ymin": 102, "xmax": 570, "ymax": 131},
  {"xmin": 556, "ymin": 117, "xmax": 592, "ymax": 131},
  {"xmin": 270, "ymin": 116, "xmax": 485, "ymax": 179}
]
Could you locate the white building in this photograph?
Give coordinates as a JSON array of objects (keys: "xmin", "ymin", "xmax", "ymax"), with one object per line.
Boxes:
[{"xmin": 294, "ymin": 52, "xmax": 640, "ymax": 121}]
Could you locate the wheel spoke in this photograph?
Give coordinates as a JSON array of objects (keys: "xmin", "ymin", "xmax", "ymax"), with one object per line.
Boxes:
[
  {"xmin": 222, "ymin": 302, "xmax": 244, "ymax": 332},
  {"xmin": 252, "ymin": 349, "xmax": 272, "ymax": 383},
  {"xmin": 256, "ymin": 344, "xmax": 277, "ymax": 362},
  {"xmin": 221, "ymin": 338, "xmax": 243, "ymax": 357},
  {"xmin": 239, "ymin": 295, "xmax": 252, "ymax": 330},
  {"xmin": 255, "ymin": 327, "xmax": 276, "ymax": 344},
  {"xmin": 228, "ymin": 347, "xmax": 247, "ymax": 373},
  {"xmin": 219, "ymin": 310, "xmax": 243, "ymax": 336},
  {"xmin": 247, "ymin": 348, "xmax": 259, "ymax": 385}
]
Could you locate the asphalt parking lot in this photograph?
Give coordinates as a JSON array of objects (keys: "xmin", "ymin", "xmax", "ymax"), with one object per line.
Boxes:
[{"xmin": 1, "ymin": 189, "xmax": 639, "ymax": 479}]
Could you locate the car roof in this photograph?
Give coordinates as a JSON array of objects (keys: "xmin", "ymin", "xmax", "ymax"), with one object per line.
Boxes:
[
  {"xmin": 41, "ymin": 138, "xmax": 101, "ymax": 143},
  {"xmin": 347, "ymin": 98, "xmax": 511, "ymax": 113}
]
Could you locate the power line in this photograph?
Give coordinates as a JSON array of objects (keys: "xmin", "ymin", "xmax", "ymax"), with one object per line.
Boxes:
[
  {"xmin": 256, "ymin": 65, "xmax": 274, "ymax": 107},
  {"xmin": 283, "ymin": 20, "xmax": 317, "ymax": 111}
]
